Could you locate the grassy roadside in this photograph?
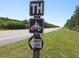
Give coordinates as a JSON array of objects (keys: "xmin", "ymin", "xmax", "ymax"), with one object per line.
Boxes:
[
  {"xmin": 0, "ymin": 30, "xmax": 7, "ymax": 31},
  {"xmin": 0, "ymin": 29, "xmax": 27, "ymax": 31},
  {"xmin": 0, "ymin": 29, "xmax": 14, "ymax": 32},
  {"xmin": 41, "ymin": 28, "xmax": 79, "ymax": 58},
  {"xmin": 0, "ymin": 28, "xmax": 79, "ymax": 58},
  {"xmin": 0, "ymin": 39, "xmax": 32, "ymax": 58}
]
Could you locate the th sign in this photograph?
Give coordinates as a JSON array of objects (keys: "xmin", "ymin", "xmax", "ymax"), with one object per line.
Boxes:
[
  {"xmin": 29, "ymin": 18, "xmax": 44, "ymax": 33},
  {"xmin": 30, "ymin": 1, "xmax": 44, "ymax": 16}
]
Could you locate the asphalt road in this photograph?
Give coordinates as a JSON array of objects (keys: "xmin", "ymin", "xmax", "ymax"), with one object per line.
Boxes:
[{"xmin": 0, "ymin": 28, "xmax": 59, "ymax": 47}]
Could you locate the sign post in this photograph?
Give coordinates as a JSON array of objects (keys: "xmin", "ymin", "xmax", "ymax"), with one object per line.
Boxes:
[
  {"xmin": 33, "ymin": 34, "xmax": 43, "ymax": 58},
  {"xmin": 29, "ymin": 0, "xmax": 44, "ymax": 58},
  {"xmin": 29, "ymin": 34, "xmax": 43, "ymax": 58}
]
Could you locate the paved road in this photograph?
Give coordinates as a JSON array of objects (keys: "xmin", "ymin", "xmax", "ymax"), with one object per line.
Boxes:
[{"xmin": 0, "ymin": 28, "xmax": 59, "ymax": 47}]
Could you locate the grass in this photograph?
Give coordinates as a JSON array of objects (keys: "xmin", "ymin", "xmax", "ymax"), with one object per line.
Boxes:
[
  {"xmin": 0, "ymin": 28, "xmax": 79, "ymax": 58},
  {"xmin": 0, "ymin": 29, "xmax": 13, "ymax": 31},
  {"xmin": 0, "ymin": 29, "xmax": 7, "ymax": 31},
  {"xmin": 41, "ymin": 28, "xmax": 79, "ymax": 58},
  {"xmin": 0, "ymin": 39, "xmax": 32, "ymax": 58}
]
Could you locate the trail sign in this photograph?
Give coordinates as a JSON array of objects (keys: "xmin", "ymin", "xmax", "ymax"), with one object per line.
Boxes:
[
  {"xmin": 29, "ymin": 18, "xmax": 44, "ymax": 33},
  {"xmin": 30, "ymin": 1, "xmax": 44, "ymax": 16},
  {"xmin": 29, "ymin": 0, "xmax": 44, "ymax": 58},
  {"xmin": 29, "ymin": 35, "xmax": 43, "ymax": 50}
]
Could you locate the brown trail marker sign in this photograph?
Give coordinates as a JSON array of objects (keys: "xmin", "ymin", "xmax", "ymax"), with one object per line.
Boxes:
[
  {"xmin": 29, "ymin": 18, "xmax": 44, "ymax": 33},
  {"xmin": 29, "ymin": 0, "xmax": 44, "ymax": 58}
]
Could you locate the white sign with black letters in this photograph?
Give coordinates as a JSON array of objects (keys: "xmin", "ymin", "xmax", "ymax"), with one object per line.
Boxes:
[{"xmin": 29, "ymin": 36, "xmax": 43, "ymax": 50}]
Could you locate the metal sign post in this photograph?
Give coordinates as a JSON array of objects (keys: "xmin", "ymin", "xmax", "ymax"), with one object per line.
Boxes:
[{"xmin": 29, "ymin": 0, "xmax": 44, "ymax": 58}]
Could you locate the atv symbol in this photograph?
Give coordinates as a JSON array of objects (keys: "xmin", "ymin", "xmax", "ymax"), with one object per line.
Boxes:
[{"xmin": 31, "ymin": 21, "xmax": 42, "ymax": 31}]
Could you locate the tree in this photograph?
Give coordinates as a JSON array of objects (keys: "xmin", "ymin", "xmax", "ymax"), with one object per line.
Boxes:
[
  {"xmin": 22, "ymin": 19, "xmax": 27, "ymax": 24},
  {"xmin": 0, "ymin": 17, "xmax": 59, "ymax": 30},
  {"xmin": 64, "ymin": 6, "xmax": 79, "ymax": 31},
  {"xmin": 44, "ymin": 21, "xmax": 59, "ymax": 28},
  {"xmin": 0, "ymin": 17, "xmax": 27, "ymax": 29}
]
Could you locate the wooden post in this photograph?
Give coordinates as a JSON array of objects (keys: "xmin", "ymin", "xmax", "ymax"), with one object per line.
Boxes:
[
  {"xmin": 33, "ymin": 15, "xmax": 40, "ymax": 58},
  {"xmin": 33, "ymin": 49, "xmax": 40, "ymax": 58}
]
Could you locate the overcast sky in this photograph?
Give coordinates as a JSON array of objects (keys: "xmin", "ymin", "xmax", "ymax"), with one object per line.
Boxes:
[{"xmin": 0, "ymin": 0, "xmax": 79, "ymax": 27}]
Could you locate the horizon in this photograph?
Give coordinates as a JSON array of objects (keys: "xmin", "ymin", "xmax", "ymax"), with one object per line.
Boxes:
[{"xmin": 0, "ymin": 0, "xmax": 79, "ymax": 27}]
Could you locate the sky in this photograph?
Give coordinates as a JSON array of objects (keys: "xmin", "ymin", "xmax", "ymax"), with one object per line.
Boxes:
[{"xmin": 0, "ymin": 0, "xmax": 79, "ymax": 27}]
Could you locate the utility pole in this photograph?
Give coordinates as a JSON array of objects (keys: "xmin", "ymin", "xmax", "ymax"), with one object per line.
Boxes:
[{"xmin": 29, "ymin": 0, "xmax": 44, "ymax": 58}]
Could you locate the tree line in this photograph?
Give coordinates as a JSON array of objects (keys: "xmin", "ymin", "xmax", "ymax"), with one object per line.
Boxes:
[
  {"xmin": 0, "ymin": 17, "xmax": 26, "ymax": 29},
  {"xmin": 64, "ymin": 6, "xmax": 79, "ymax": 31},
  {"xmin": 0, "ymin": 17, "xmax": 58, "ymax": 29}
]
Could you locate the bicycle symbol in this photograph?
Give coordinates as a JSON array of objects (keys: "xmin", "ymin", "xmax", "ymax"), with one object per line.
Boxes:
[{"xmin": 31, "ymin": 21, "xmax": 42, "ymax": 31}]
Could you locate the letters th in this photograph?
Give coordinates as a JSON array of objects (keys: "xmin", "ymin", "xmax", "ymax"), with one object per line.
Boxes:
[{"xmin": 30, "ymin": 1, "xmax": 44, "ymax": 16}]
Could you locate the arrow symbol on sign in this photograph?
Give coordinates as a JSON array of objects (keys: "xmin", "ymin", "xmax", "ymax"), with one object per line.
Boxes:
[{"xmin": 29, "ymin": 36, "xmax": 42, "ymax": 49}]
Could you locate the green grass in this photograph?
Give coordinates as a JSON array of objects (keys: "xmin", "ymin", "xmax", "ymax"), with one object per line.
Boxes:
[
  {"xmin": 0, "ymin": 28, "xmax": 79, "ymax": 58},
  {"xmin": 0, "ymin": 30, "xmax": 7, "ymax": 31},
  {"xmin": 0, "ymin": 29, "xmax": 12, "ymax": 31},
  {"xmin": 0, "ymin": 39, "xmax": 32, "ymax": 58},
  {"xmin": 0, "ymin": 29, "xmax": 26, "ymax": 31},
  {"xmin": 41, "ymin": 28, "xmax": 79, "ymax": 58}
]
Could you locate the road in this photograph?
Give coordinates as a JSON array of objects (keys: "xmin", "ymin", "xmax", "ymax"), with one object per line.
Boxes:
[{"xmin": 0, "ymin": 28, "xmax": 59, "ymax": 47}]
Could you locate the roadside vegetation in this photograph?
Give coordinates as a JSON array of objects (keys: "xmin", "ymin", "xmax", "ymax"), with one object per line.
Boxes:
[
  {"xmin": 0, "ymin": 17, "xmax": 27, "ymax": 29},
  {"xmin": 0, "ymin": 28, "xmax": 79, "ymax": 58},
  {"xmin": 0, "ymin": 39, "xmax": 31, "ymax": 58},
  {"xmin": 64, "ymin": 6, "xmax": 79, "ymax": 32},
  {"xmin": 0, "ymin": 17, "xmax": 59, "ymax": 30},
  {"xmin": 41, "ymin": 28, "xmax": 79, "ymax": 58}
]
